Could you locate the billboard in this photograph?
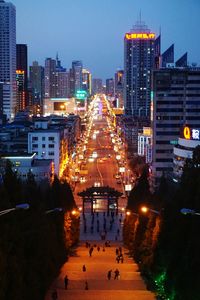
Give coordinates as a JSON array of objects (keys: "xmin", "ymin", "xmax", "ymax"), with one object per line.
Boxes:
[{"xmin": 75, "ymin": 90, "xmax": 87, "ymax": 100}]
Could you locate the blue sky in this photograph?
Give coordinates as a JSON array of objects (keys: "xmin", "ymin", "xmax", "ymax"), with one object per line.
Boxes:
[{"xmin": 12, "ymin": 0, "xmax": 200, "ymax": 80}]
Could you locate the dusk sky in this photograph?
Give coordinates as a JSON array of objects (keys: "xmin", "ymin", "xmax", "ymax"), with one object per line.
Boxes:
[{"xmin": 13, "ymin": 0, "xmax": 200, "ymax": 80}]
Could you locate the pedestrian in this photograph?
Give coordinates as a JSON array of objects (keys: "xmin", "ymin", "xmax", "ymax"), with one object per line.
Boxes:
[
  {"xmin": 85, "ymin": 280, "xmax": 89, "ymax": 290},
  {"xmin": 116, "ymin": 256, "xmax": 120, "ymax": 263},
  {"xmin": 102, "ymin": 247, "xmax": 105, "ymax": 252},
  {"xmin": 82, "ymin": 264, "xmax": 86, "ymax": 272},
  {"xmin": 51, "ymin": 289, "xmax": 58, "ymax": 300},
  {"xmin": 107, "ymin": 270, "xmax": 112, "ymax": 280},
  {"xmin": 116, "ymin": 248, "xmax": 119, "ymax": 256},
  {"xmin": 121, "ymin": 256, "xmax": 124, "ymax": 263},
  {"xmin": 117, "ymin": 228, "xmax": 120, "ymax": 235},
  {"xmin": 89, "ymin": 247, "xmax": 93, "ymax": 257},
  {"xmin": 64, "ymin": 275, "xmax": 68, "ymax": 290},
  {"xmin": 97, "ymin": 246, "xmax": 100, "ymax": 252},
  {"xmin": 114, "ymin": 269, "xmax": 120, "ymax": 280}
]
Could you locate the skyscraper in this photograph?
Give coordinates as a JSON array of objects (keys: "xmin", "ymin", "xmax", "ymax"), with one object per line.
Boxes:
[
  {"xmin": 82, "ymin": 68, "xmax": 92, "ymax": 96},
  {"xmin": 72, "ymin": 60, "xmax": 82, "ymax": 94},
  {"xmin": 161, "ymin": 44, "xmax": 174, "ymax": 67},
  {"xmin": 106, "ymin": 78, "xmax": 114, "ymax": 96},
  {"xmin": 124, "ymin": 21, "xmax": 156, "ymax": 117},
  {"xmin": 16, "ymin": 44, "xmax": 28, "ymax": 108},
  {"xmin": 0, "ymin": 0, "xmax": 16, "ymax": 120},
  {"xmin": 29, "ymin": 61, "xmax": 44, "ymax": 114},
  {"xmin": 44, "ymin": 58, "xmax": 57, "ymax": 98},
  {"xmin": 92, "ymin": 79, "xmax": 102, "ymax": 95},
  {"xmin": 115, "ymin": 70, "xmax": 124, "ymax": 108}
]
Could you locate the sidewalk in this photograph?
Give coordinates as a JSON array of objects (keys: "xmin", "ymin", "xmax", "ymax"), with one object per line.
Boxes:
[{"xmin": 45, "ymin": 212, "xmax": 155, "ymax": 300}]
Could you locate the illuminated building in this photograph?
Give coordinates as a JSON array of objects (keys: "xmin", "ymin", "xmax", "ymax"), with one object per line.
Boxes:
[
  {"xmin": 16, "ymin": 70, "xmax": 26, "ymax": 111},
  {"xmin": 16, "ymin": 44, "xmax": 28, "ymax": 107},
  {"xmin": 151, "ymin": 67, "xmax": 200, "ymax": 184},
  {"xmin": 69, "ymin": 61, "xmax": 83, "ymax": 97},
  {"xmin": 29, "ymin": 61, "xmax": 44, "ymax": 115},
  {"xmin": 92, "ymin": 78, "xmax": 103, "ymax": 95},
  {"xmin": 173, "ymin": 126, "xmax": 200, "ymax": 180},
  {"xmin": 138, "ymin": 127, "xmax": 152, "ymax": 163},
  {"xmin": 114, "ymin": 70, "xmax": 124, "ymax": 108},
  {"xmin": 44, "ymin": 58, "xmax": 57, "ymax": 98},
  {"xmin": 124, "ymin": 20, "xmax": 156, "ymax": 117},
  {"xmin": 44, "ymin": 97, "xmax": 76, "ymax": 116},
  {"xmin": 82, "ymin": 68, "xmax": 92, "ymax": 96},
  {"xmin": 0, "ymin": 0, "xmax": 16, "ymax": 120}
]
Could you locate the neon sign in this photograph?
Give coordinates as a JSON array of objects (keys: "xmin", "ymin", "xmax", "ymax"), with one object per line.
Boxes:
[
  {"xmin": 183, "ymin": 127, "xmax": 191, "ymax": 140},
  {"xmin": 183, "ymin": 126, "xmax": 200, "ymax": 140},
  {"xmin": 125, "ymin": 33, "xmax": 156, "ymax": 40}
]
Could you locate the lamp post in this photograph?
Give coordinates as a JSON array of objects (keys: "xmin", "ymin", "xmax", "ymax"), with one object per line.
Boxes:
[
  {"xmin": 45, "ymin": 208, "xmax": 63, "ymax": 215},
  {"xmin": 180, "ymin": 208, "xmax": 200, "ymax": 216},
  {"xmin": 0, "ymin": 203, "xmax": 30, "ymax": 217},
  {"xmin": 141, "ymin": 206, "xmax": 160, "ymax": 215}
]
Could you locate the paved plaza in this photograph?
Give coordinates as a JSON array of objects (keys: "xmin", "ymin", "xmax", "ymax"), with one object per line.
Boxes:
[{"xmin": 45, "ymin": 212, "xmax": 155, "ymax": 300}]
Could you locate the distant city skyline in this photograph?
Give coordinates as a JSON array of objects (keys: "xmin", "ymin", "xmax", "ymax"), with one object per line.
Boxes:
[{"xmin": 12, "ymin": 0, "xmax": 200, "ymax": 80}]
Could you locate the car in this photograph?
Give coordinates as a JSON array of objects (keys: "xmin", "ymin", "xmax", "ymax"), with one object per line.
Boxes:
[
  {"xmin": 121, "ymin": 194, "xmax": 126, "ymax": 198},
  {"xmin": 94, "ymin": 182, "xmax": 101, "ymax": 187}
]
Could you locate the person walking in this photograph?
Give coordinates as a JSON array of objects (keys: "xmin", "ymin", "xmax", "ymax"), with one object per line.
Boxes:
[
  {"xmin": 97, "ymin": 246, "xmax": 100, "ymax": 252},
  {"xmin": 89, "ymin": 247, "xmax": 93, "ymax": 257},
  {"xmin": 107, "ymin": 270, "xmax": 112, "ymax": 280},
  {"xmin": 114, "ymin": 269, "xmax": 120, "ymax": 280},
  {"xmin": 82, "ymin": 264, "xmax": 86, "ymax": 272},
  {"xmin": 64, "ymin": 275, "xmax": 69, "ymax": 290},
  {"xmin": 85, "ymin": 280, "xmax": 89, "ymax": 290},
  {"xmin": 51, "ymin": 289, "xmax": 58, "ymax": 300}
]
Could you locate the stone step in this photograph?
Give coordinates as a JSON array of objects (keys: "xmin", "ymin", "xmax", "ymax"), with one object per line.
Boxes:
[{"xmin": 52, "ymin": 289, "xmax": 156, "ymax": 300}]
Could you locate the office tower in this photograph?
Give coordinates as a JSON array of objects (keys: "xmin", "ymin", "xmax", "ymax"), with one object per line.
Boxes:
[
  {"xmin": 82, "ymin": 69, "xmax": 92, "ymax": 96},
  {"xmin": 106, "ymin": 78, "xmax": 114, "ymax": 96},
  {"xmin": 0, "ymin": 83, "xmax": 3, "ymax": 121},
  {"xmin": 29, "ymin": 61, "xmax": 44, "ymax": 114},
  {"xmin": 44, "ymin": 58, "xmax": 57, "ymax": 98},
  {"xmin": 57, "ymin": 71, "xmax": 69, "ymax": 98},
  {"xmin": 124, "ymin": 21, "xmax": 156, "ymax": 117},
  {"xmin": 16, "ymin": 70, "xmax": 25, "ymax": 111},
  {"xmin": 115, "ymin": 70, "xmax": 124, "ymax": 108},
  {"xmin": 92, "ymin": 78, "xmax": 102, "ymax": 95},
  {"xmin": 161, "ymin": 44, "xmax": 174, "ymax": 67},
  {"xmin": 16, "ymin": 44, "xmax": 28, "ymax": 107},
  {"xmin": 151, "ymin": 67, "xmax": 200, "ymax": 185},
  {"xmin": 72, "ymin": 60, "xmax": 82, "ymax": 94},
  {"xmin": 0, "ymin": 0, "xmax": 16, "ymax": 120}
]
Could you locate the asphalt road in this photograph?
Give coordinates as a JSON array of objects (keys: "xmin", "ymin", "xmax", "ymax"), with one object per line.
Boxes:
[{"xmin": 74, "ymin": 115, "xmax": 126, "ymax": 212}]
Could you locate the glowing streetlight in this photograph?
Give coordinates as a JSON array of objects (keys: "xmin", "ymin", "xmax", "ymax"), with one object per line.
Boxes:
[
  {"xmin": 0, "ymin": 203, "xmax": 30, "ymax": 217},
  {"xmin": 45, "ymin": 208, "xmax": 63, "ymax": 215},
  {"xmin": 141, "ymin": 206, "xmax": 160, "ymax": 215}
]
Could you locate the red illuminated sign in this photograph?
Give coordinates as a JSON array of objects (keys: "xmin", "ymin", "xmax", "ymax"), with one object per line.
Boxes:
[{"xmin": 125, "ymin": 33, "xmax": 156, "ymax": 40}]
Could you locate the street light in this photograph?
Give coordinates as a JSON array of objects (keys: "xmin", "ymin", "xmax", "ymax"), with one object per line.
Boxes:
[
  {"xmin": 180, "ymin": 208, "xmax": 200, "ymax": 216},
  {"xmin": 0, "ymin": 203, "xmax": 30, "ymax": 217},
  {"xmin": 141, "ymin": 206, "xmax": 160, "ymax": 215},
  {"xmin": 45, "ymin": 208, "xmax": 63, "ymax": 215}
]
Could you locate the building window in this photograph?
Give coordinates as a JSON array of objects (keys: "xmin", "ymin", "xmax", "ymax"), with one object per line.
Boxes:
[
  {"xmin": 42, "ymin": 144, "xmax": 46, "ymax": 148},
  {"xmin": 42, "ymin": 137, "xmax": 45, "ymax": 141},
  {"xmin": 32, "ymin": 144, "xmax": 38, "ymax": 148},
  {"xmin": 32, "ymin": 136, "xmax": 38, "ymax": 141},
  {"xmin": 48, "ymin": 151, "xmax": 54, "ymax": 156},
  {"xmin": 49, "ymin": 144, "xmax": 54, "ymax": 148},
  {"xmin": 48, "ymin": 137, "xmax": 55, "ymax": 141}
]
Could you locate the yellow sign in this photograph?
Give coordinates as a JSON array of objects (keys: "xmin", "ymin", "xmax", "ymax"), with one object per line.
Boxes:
[
  {"xmin": 183, "ymin": 127, "xmax": 191, "ymax": 140},
  {"xmin": 125, "ymin": 33, "xmax": 156, "ymax": 40}
]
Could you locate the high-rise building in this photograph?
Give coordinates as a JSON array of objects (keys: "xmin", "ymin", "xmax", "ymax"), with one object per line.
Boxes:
[
  {"xmin": 72, "ymin": 60, "xmax": 82, "ymax": 95},
  {"xmin": 124, "ymin": 21, "xmax": 156, "ymax": 117},
  {"xmin": 29, "ymin": 61, "xmax": 44, "ymax": 115},
  {"xmin": 0, "ymin": 0, "xmax": 16, "ymax": 120},
  {"xmin": 44, "ymin": 58, "xmax": 57, "ymax": 98},
  {"xmin": 106, "ymin": 78, "xmax": 115, "ymax": 97},
  {"xmin": 151, "ymin": 67, "xmax": 200, "ymax": 185},
  {"xmin": 92, "ymin": 79, "xmax": 102, "ymax": 95},
  {"xmin": 115, "ymin": 70, "xmax": 124, "ymax": 108},
  {"xmin": 82, "ymin": 68, "xmax": 92, "ymax": 96},
  {"xmin": 16, "ymin": 44, "xmax": 28, "ymax": 108},
  {"xmin": 16, "ymin": 70, "xmax": 26, "ymax": 111}
]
